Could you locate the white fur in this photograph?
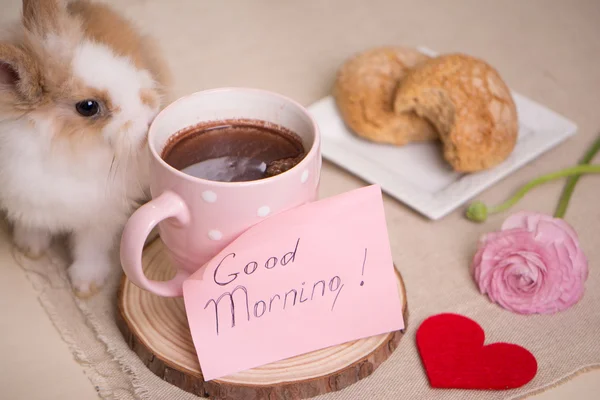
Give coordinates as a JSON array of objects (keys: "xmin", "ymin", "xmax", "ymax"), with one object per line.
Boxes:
[{"xmin": 0, "ymin": 39, "xmax": 159, "ymax": 294}]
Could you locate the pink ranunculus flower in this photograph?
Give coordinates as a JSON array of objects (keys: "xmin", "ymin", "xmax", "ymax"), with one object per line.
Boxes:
[{"xmin": 472, "ymin": 211, "xmax": 588, "ymax": 314}]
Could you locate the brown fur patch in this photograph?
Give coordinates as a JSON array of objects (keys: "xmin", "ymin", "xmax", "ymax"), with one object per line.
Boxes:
[
  {"xmin": 22, "ymin": 0, "xmax": 62, "ymax": 35},
  {"xmin": 22, "ymin": 0, "xmax": 82, "ymax": 43},
  {"xmin": 67, "ymin": 0, "xmax": 171, "ymax": 93},
  {"xmin": 139, "ymin": 88, "xmax": 158, "ymax": 109}
]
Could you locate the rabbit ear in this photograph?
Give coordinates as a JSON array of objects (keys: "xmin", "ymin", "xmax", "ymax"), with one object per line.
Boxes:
[
  {"xmin": 22, "ymin": 0, "xmax": 68, "ymax": 37},
  {"xmin": 0, "ymin": 43, "xmax": 42, "ymax": 102},
  {"xmin": 0, "ymin": 62, "xmax": 19, "ymax": 86}
]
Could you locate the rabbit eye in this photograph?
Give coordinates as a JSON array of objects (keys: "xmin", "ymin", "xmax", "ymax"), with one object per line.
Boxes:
[{"xmin": 75, "ymin": 100, "xmax": 100, "ymax": 117}]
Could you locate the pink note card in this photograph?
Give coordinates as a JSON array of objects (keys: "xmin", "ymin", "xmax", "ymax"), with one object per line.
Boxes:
[{"xmin": 182, "ymin": 185, "xmax": 404, "ymax": 381}]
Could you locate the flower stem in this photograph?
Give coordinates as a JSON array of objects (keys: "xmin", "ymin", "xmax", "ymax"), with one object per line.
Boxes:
[
  {"xmin": 466, "ymin": 164, "xmax": 600, "ymax": 222},
  {"xmin": 490, "ymin": 165, "xmax": 600, "ymax": 213},
  {"xmin": 554, "ymin": 134, "xmax": 600, "ymax": 218}
]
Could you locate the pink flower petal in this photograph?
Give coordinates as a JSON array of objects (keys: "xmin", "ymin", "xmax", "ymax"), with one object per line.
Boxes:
[{"xmin": 501, "ymin": 211, "xmax": 532, "ymax": 230}]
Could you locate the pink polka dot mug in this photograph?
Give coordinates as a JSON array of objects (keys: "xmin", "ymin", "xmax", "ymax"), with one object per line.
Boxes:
[{"xmin": 120, "ymin": 88, "xmax": 321, "ymax": 297}]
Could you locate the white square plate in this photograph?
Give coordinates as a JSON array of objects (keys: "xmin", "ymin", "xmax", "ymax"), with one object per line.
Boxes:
[{"xmin": 308, "ymin": 47, "xmax": 578, "ymax": 220}]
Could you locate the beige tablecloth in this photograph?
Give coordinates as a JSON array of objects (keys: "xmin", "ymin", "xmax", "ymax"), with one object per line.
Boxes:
[{"xmin": 1, "ymin": 0, "xmax": 600, "ymax": 399}]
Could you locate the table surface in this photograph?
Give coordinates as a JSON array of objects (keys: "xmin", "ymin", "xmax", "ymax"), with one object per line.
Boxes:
[{"xmin": 1, "ymin": 0, "xmax": 599, "ymax": 399}]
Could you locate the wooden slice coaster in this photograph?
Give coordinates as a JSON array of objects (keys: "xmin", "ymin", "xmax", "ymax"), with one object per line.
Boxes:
[{"xmin": 117, "ymin": 237, "xmax": 408, "ymax": 400}]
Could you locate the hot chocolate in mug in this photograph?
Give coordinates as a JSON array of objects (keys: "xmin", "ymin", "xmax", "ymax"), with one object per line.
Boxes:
[{"xmin": 120, "ymin": 88, "xmax": 321, "ymax": 297}]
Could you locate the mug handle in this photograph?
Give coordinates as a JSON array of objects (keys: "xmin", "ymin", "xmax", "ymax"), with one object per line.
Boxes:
[{"xmin": 120, "ymin": 191, "xmax": 191, "ymax": 297}]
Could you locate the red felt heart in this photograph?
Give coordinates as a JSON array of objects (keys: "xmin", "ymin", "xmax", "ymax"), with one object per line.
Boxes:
[{"xmin": 416, "ymin": 313, "xmax": 537, "ymax": 390}]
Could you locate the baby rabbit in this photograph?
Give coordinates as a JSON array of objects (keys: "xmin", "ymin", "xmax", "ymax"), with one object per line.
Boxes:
[{"xmin": 0, "ymin": 0, "xmax": 170, "ymax": 296}]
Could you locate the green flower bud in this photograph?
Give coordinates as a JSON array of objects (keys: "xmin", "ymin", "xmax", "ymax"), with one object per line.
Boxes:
[{"xmin": 466, "ymin": 201, "xmax": 488, "ymax": 222}]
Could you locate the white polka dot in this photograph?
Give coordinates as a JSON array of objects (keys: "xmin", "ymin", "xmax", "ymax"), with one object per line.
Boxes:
[
  {"xmin": 202, "ymin": 190, "xmax": 217, "ymax": 203},
  {"xmin": 257, "ymin": 206, "xmax": 271, "ymax": 217},
  {"xmin": 301, "ymin": 170, "xmax": 309, "ymax": 183},
  {"xmin": 208, "ymin": 230, "xmax": 222, "ymax": 240}
]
